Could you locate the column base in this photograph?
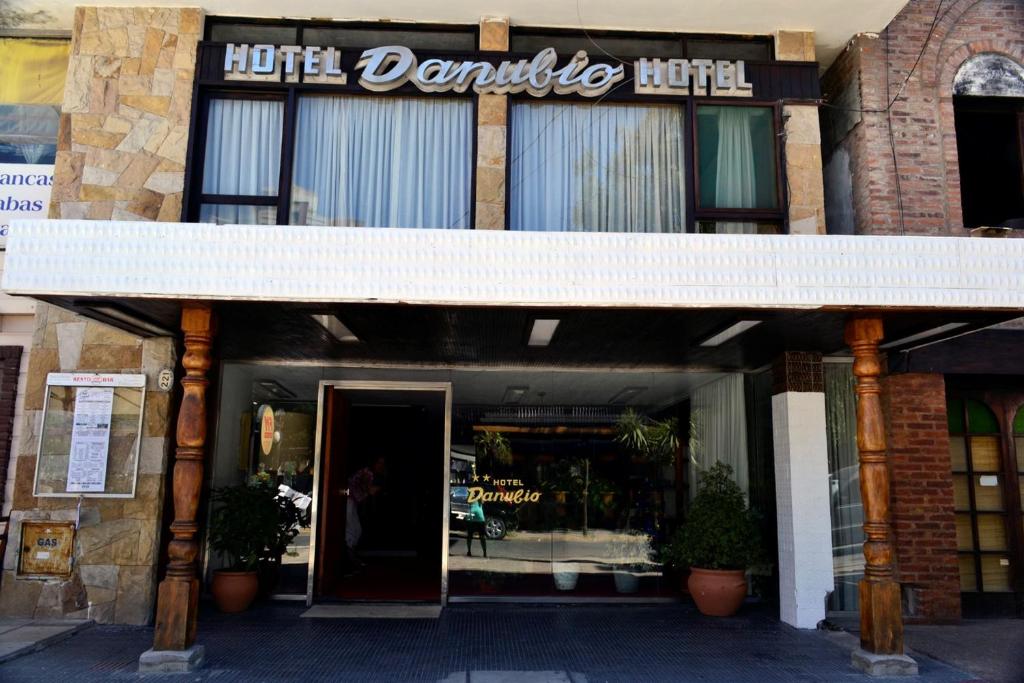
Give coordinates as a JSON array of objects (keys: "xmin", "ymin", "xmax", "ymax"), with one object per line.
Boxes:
[
  {"xmin": 859, "ymin": 578, "xmax": 904, "ymax": 653},
  {"xmin": 138, "ymin": 644, "xmax": 205, "ymax": 673},
  {"xmin": 851, "ymin": 648, "xmax": 918, "ymax": 677}
]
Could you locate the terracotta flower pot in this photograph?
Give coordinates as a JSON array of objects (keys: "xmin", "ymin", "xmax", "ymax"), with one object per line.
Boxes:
[
  {"xmin": 211, "ymin": 570, "xmax": 259, "ymax": 613},
  {"xmin": 686, "ymin": 567, "xmax": 747, "ymax": 617}
]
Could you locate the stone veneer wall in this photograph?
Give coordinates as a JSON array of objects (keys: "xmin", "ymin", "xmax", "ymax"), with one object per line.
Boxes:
[
  {"xmin": 50, "ymin": 6, "xmax": 202, "ymax": 221},
  {"xmin": 0, "ymin": 6, "xmax": 198, "ymax": 624},
  {"xmin": 473, "ymin": 17, "xmax": 509, "ymax": 230},
  {"xmin": 776, "ymin": 31, "xmax": 828, "ymax": 235},
  {"xmin": 0, "ymin": 304, "xmax": 176, "ymax": 623}
]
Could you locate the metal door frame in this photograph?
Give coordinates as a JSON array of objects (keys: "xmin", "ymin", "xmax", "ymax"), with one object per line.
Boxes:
[{"xmin": 305, "ymin": 380, "xmax": 453, "ymax": 606}]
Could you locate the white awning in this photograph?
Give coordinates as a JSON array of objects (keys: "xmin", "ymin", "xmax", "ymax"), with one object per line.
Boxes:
[{"xmin": 4, "ymin": 219, "xmax": 1024, "ymax": 311}]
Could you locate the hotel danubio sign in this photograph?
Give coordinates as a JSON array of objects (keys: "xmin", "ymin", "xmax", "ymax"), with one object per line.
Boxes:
[{"xmin": 224, "ymin": 44, "xmax": 754, "ymax": 97}]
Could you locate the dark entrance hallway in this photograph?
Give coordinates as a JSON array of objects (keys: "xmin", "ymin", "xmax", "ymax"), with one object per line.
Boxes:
[{"xmin": 315, "ymin": 384, "xmax": 448, "ymax": 603}]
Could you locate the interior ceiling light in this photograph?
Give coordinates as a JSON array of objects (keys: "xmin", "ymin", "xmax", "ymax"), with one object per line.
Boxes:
[
  {"xmin": 527, "ymin": 319, "xmax": 560, "ymax": 347},
  {"xmin": 90, "ymin": 306, "xmax": 175, "ymax": 337},
  {"xmin": 699, "ymin": 320, "xmax": 762, "ymax": 347},
  {"xmin": 502, "ymin": 386, "xmax": 529, "ymax": 405},
  {"xmin": 879, "ymin": 322, "xmax": 969, "ymax": 349},
  {"xmin": 312, "ymin": 314, "xmax": 359, "ymax": 343},
  {"xmin": 608, "ymin": 386, "xmax": 648, "ymax": 405}
]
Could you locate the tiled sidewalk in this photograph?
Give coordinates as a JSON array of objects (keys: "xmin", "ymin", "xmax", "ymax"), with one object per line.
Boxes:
[{"xmin": 0, "ymin": 603, "xmax": 976, "ymax": 682}]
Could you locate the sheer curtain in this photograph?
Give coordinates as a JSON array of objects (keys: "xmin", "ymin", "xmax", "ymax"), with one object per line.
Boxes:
[
  {"xmin": 697, "ymin": 106, "xmax": 778, "ymax": 235},
  {"xmin": 290, "ymin": 96, "xmax": 472, "ymax": 228},
  {"xmin": 200, "ymin": 99, "xmax": 283, "ymax": 225},
  {"xmin": 713, "ymin": 107, "xmax": 758, "ymax": 235},
  {"xmin": 824, "ymin": 363, "xmax": 863, "ymax": 611},
  {"xmin": 510, "ymin": 102, "xmax": 685, "ymax": 232},
  {"xmin": 689, "ymin": 374, "xmax": 749, "ymax": 497}
]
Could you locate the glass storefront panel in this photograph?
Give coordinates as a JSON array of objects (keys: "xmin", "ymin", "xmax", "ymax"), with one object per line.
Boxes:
[
  {"xmin": 207, "ymin": 364, "xmax": 762, "ymax": 600},
  {"xmin": 825, "ymin": 362, "xmax": 862, "ymax": 612}
]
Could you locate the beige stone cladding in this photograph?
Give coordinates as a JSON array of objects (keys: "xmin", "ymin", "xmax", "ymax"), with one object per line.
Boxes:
[
  {"xmin": 0, "ymin": 6, "xmax": 200, "ymax": 624},
  {"xmin": 0, "ymin": 304, "xmax": 176, "ymax": 624},
  {"xmin": 474, "ymin": 17, "xmax": 509, "ymax": 230},
  {"xmin": 776, "ymin": 30, "xmax": 827, "ymax": 234},
  {"xmin": 51, "ymin": 6, "xmax": 203, "ymax": 222}
]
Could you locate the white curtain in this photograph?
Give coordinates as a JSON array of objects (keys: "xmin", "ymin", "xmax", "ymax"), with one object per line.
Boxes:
[
  {"xmin": 202, "ymin": 99, "xmax": 282, "ymax": 196},
  {"xmin": 290, "ymin": 96, "xmax": 472, "ymax": 228},
  {"xmin": 689, "ymin": 374, "xmax": 749, "ymax": 497},
  {"xmin": 713, "ymin": 107, "xmax": 759, "ymax": 235},
  {"xmin": 509, "ymin": 102, "xmax": 685, "ymax": 232},
  {"xmin": 200, "ymin": 99, "xmax": 283, "ymax": 225}
]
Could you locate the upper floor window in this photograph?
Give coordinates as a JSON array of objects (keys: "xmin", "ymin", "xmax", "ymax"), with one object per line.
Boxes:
[
  {"xmin": 953, "ymin": 54, "xmax": 1024, "ymax": 230},
  {"xmin": 509, "ymin": 102, "xmax": 685, "ymax": 233}
]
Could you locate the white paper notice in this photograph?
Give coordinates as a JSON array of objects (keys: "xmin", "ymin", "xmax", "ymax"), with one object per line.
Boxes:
[{"xmin": 66, "ymin": 387, "xmax": 115, "ymax": 493}]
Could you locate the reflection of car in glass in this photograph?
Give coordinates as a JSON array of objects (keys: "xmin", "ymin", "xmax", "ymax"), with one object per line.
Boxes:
[{"xmin": 450, "ymin": 451, "xmax": 518, "ymax": 541}]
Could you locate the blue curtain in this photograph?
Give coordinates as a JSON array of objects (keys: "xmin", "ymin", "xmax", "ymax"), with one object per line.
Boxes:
[
  {"xmin": 509, "ymin": 102, "xmax": 685, "ymax": 232},
  {"xmin": 290, "ymin": 96, "xmax": 472, "ymax": 228}
]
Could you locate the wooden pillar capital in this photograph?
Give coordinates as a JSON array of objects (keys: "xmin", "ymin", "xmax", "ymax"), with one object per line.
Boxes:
[
  {"xmin": 153, "ymin": 303, "xmax": 216, "ymax": 652},
  {"xmin": 846, "ymin": 315, "xmax": 904, "ymax": 655}
]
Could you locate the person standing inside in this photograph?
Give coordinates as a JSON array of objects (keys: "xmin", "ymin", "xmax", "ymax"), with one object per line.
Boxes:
[{"xmin": 466, "ymin": 500, "xmax": 487, "ymax": 558}]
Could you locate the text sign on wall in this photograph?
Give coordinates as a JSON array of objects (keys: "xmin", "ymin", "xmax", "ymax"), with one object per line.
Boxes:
[
  {"xmin": 224, "ymin": 44, "xmax": 754, "ymax": 98},
  {"xmin": 0, "ymin": 163, "xmax": 54, "ymax": 248}
]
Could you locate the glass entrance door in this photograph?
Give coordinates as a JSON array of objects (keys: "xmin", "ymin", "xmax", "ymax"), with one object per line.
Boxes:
[{"xmin": 307, "ymin": 381, "xmax": 452, "ymax": 605}]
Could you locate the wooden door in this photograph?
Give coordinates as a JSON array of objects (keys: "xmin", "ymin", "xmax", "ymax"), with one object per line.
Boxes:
[{"xmin": 315, "ymin": 388, "xmax": 350, "ymax": 596}]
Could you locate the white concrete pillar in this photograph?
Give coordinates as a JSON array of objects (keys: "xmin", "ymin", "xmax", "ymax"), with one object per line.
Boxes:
[{"xmin": 772, "ymin": 390, "xmax": 835, "ymax": 628}]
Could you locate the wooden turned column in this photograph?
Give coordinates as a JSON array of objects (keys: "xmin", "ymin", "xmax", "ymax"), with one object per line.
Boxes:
[
  {"xmin": 844, "ymin": 317, "xmax": 904, "ymax": 655},
  {"xmin": 153, "ymin": 303, "xmax": 215, "ymax": 651}
]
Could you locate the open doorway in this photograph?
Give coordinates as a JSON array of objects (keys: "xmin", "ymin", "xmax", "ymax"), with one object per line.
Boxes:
[{"xmin": 312, "ymin": 382, "xmax": 451, "ymax": 604}]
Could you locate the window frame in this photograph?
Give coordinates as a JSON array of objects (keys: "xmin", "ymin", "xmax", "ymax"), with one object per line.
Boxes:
[
  {"xmin": 946, "ymin": 386, "xmax": 1024, "ymax": 616},
  {"xmin": 185, "ymin": 21, "xmax": 481, "ymax": 227},
  {"xmin": 691, "ymin": 99, "xmax": 786, "ymax": 229},
  {"xmin": 186, "ymin": 20, "xmax": 789, "ymax": 234}
]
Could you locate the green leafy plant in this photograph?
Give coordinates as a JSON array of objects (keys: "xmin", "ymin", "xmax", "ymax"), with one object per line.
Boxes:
[
  {"xmin": 208, "ymin": 482, "xmax": 295, "ymax": 571},
  {"xmin": 615, "ymin": 409, "xmax": 680, "ymax": 466},
  {"xmin": 663, "ymin": 461, "xmax": 762, "ymax": 570},
  {"xmin": 474, "ymin": 430, "xmax": 513, "ymax": 466}
]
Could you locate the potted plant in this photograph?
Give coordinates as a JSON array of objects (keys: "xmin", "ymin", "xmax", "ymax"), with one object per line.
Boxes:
[
  {"xmin": 551, "ymin": 529, "xmax": 581, "ymax": 590},
  {"xmin": 663, "ymin": 461, "xmax": 761, "ymax": 616},
  {"xmin": 615, "ymin": 409, "xmax": 679, "ymax": 466},
  {"xmin": 207, "ymin": 481, "xmax": 282, "ymax": 612},
  {"xmin": 610, "ymin": 530, "xmax": 653, "ymax": 594}
]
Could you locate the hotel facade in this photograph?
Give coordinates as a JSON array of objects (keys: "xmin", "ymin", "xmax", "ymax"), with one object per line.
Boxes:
[{"xmin": 0, "ymin": 0, "xmax": 1022, "ymax": 670}]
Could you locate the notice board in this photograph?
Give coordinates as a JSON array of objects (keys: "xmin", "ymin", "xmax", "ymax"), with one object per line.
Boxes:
[{"xmin": 34, "ymin": 373, "xmax": 146, "ymax": 498}]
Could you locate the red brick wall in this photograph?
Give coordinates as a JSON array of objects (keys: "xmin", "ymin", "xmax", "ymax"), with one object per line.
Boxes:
[
  {"xmin": 882, "ymin": 372, "xmax": 961, "ymax": 622},
  {"xmin": 821, "ymin": 0, "xmax": 1024, "ymax": 236}
]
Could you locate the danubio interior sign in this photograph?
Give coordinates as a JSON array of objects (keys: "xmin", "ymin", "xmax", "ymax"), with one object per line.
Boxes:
[
  {"xmin": 224, "ymin": 44, "xmax": 754, "ymax": 97},
  {"xmin": 0, "ymin": 163, "xmax": 54, "ymax": 249}
]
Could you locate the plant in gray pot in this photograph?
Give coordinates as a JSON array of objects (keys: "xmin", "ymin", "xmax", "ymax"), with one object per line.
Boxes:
[
  {"xmin": 610, "ymin": 530, "xmax": 653, "ymax": 594},
  {"xmin": 664, "ymin": 461, "xmax": 762, "ymax": 616},
  {"xmin": 207, "ymin": 481, "xmax": 282, "ymax": 612}
]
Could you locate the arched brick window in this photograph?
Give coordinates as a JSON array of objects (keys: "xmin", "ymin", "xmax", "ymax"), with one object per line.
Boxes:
[{"xmin": 952, "ymin": 54, "xmax": 1024, "ymax": 229}]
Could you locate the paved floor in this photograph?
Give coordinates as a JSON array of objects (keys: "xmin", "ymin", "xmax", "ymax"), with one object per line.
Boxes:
[
  {"xmin": 828, "ymin": 613, "xmax": 1024, "ymax": 683},
  {"xmin": 0, "ymin": 603, "xmax": 980, "ymax": 682},
  {"xmin": 0, "ymin": 619, "xmax": 91, "ymax": 663}
]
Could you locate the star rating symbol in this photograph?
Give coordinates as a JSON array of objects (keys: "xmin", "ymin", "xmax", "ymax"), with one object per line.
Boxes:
[
  {"xmin": 471, "ymin": 474, "xmax": 479, "ymax": 482},
  {"xmin": 482, "ymin": 474, "xmax": 491, "ymax": 482}
]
